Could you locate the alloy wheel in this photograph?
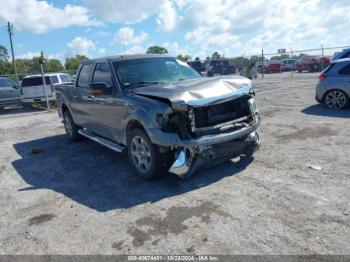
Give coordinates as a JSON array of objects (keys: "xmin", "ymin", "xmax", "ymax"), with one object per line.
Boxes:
[
  {"xmin": 325, "ymin": 90, "xmax": 347, "ymax": 109},
  {"xmin": 130, "ymin": 135, "xmax": 152, "ymax": 173}
]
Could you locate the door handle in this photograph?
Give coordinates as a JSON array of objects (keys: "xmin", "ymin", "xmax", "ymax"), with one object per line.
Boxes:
[{"xmin": 87, "ymin": 95, "xmax": 94, "ymax": 102}]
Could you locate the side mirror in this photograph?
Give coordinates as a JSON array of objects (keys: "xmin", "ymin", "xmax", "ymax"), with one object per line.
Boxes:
[
  {"xmin": 12, "ymin": 85, "xmax": 19, "ymax": 89},
  {"xmin": 89, "ymin": 82, "xmax": 112, "ymax": 95}
]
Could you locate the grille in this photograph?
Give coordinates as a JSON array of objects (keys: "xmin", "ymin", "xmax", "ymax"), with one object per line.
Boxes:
[{"xmin": 193, "ymin": 95, "xmax": 252, "ymax": 128}]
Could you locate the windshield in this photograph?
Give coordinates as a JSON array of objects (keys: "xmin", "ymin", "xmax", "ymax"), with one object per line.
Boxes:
[{"xmin": 113, "ymin": 57, "xmax": 201, "ymax": 88}]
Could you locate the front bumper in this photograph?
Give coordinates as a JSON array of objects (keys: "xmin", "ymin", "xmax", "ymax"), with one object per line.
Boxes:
[
  {"xmin": 169, "ymin": 131, "xmax": 260, "ymax": 178},
  {"xmin": 148, "ymin": 113, "xmax": 261, "ymax": 147}
]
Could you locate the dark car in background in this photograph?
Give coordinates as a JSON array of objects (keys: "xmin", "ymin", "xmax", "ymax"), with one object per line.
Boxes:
[
  {"xmin": 187, "ymin": 60, "xmax": 206, "ymax": 75},
  {"xmin": 0, "ymin": 76, "xmax": 21, "ymax": 110},
  {"xmin": 207, "ymin": 59, "xmax": 238, "ymax": 76}
]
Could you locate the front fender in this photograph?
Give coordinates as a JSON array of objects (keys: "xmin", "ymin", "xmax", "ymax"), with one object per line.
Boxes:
[{"xmin": 120, "ymin": 96, "xmax": 172, "ymax": 145}]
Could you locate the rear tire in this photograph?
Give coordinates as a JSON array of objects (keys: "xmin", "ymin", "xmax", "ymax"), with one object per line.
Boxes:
[
  {"xmin": 127, "ymin": 128, "xmax": 170, "ymax": 180},
  {"xmin": 324, "ymin": 90, "xmax": 349, "ymax": 110},
  {"xmin": 63, "ymin": 110, "xmax": 81, "ymax": 141}
]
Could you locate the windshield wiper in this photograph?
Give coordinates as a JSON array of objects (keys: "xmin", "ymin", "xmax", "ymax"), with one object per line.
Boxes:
[{"xmin": 124, "ymin": 81, "xmax": 162, "ymax": 88}]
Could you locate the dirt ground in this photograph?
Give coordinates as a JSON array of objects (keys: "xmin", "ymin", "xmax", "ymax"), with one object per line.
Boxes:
[{"xmin": 0, "ymin": 72, "xmax": 349, "ymax": 255}]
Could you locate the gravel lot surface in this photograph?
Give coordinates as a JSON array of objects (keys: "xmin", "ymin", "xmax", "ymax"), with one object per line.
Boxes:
[{"xmin": 0, "ymin": 72, "xmax": 349, "ymax": 255}]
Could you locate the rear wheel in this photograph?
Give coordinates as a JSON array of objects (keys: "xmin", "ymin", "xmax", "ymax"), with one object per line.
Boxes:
[
  {"xmin": 63, "ymin": 110, "xmax": 81, "ymax": 141},
  {"xmin": 127, "ymin": 128, "xmax": 170, "ymax": 180},
  {"xmin": 324, "ymin": 90, "xmax": 349, "ymax": 109}
]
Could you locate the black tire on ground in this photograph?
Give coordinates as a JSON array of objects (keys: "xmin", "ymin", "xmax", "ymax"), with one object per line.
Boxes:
[
  {"xmin": 127, "ymin": 128, "xmax": 171, "ymax": 180},
  {"xmin": 63, "ymin": 110, "xmax": 81, "ymax": 141},
  {"xmin": 323, "ymin": 90, "xmax": 349, "ymax": 110},
  {"xmin": 297, "ymin": 68, "xmax": 302, "ymax": 73}
]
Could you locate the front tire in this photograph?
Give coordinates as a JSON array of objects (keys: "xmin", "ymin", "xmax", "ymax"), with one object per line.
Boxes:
[
  {"xmin": 324, "ymin": 90, "xmax": 349, "ymax": 110},
  {"xmin": 63, "ymin": 110, "xmax": 81, "ymax": 141},
  {"xmin": 127, "ymin": 128, "xmax": 169, "ymax": 180}
]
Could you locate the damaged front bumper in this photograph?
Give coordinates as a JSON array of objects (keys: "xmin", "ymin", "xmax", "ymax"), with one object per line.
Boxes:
[
  {"xmin": 148, "ymin": 113, "xmax": 261, "ymax": 178},
  {"xmin": 168, "ymin": 131, "xmax": 260, "ymax": 178}
]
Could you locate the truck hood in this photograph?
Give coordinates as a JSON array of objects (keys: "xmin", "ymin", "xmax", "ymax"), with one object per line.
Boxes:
[{"xmin": 132, "ymin": 75, "xmax": 252, "ymax": 110}]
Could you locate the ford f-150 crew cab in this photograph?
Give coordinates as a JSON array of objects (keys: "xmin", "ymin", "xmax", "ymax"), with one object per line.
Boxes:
[{"xmin": 56, "ymin": 54, "xmax": 261, "ymax": 179}]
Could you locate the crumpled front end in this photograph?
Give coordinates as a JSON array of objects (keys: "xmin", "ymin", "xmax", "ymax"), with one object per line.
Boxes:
[
  {"xmin": 169, "ymin": 131, "xmax": 260, "ymax": 178},
  {"xmin": 135, "ymin": 76, "xmax": 261, "ymax": 178},
  {"xmin": 149, "ymin": 87, "xmax": 260, "ymax": 178}
]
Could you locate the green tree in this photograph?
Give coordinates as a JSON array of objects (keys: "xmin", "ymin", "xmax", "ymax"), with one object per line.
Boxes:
[
  {"xmin": 0, "ymin": 45, "xmax": 9, "ymax": 62},
  {"xmin": 146, "ymin": 46, "xmax": 168, "ymax": 54},
  {"xmin": 228, "ymin": 57, "xmax": 250, "ymax": 68},
  {"xmin": 249, "ymin": 55, "xmax": 260, "ymax": 64},
  {"xmin": 65, "ymin": 55, "xmax": 89, "ymax": 71},
  {"xmin": 211, "ymin": 52, "xmax": 221, "ymax": 59},
  {"xmin": 176, "ymin": 54, "xmax": 191, "ymax": 62},
  {"xmin": 195, "ymin": 57, "xmax": 200, "ymax": 61},
  {"xmin": 45, "ymin": 59, "xmax": 63, "ymax": 72}
]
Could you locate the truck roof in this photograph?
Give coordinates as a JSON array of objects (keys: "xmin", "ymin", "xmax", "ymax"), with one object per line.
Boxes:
[
  {"xmin": 23, "ymin": 73, "xmax": 69, "ymax": 78},
  {"xmin": 83, "ymin": 54, "xmax": 173, "ymax": 64}
]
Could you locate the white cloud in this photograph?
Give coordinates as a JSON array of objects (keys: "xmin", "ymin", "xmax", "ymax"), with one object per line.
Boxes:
[
  {"xmin": 98, "ymin": 48, "xmax": 107, "ymax": 55},
  {"xmin": 113, "ymin": 27, "xmax": 148, "ymax": 46},
  {"xmin": 66, "ymin": 37, "xmax": 96, "ymax": 57},
  {"xmin": 157, "ymin": 0, "xmax": 177, "ymax": 32},
  {"xmin": 178, "ymin": 0, "xmax": 350, "ymax": 58},
  {"xmin": 84, "ymin": 0, "xmax": 163, "ymax": 24},
  {"xmin": 16, "ymin": 51, "xmax": 40, "ymax": 59},
  {"xmin": 161, "ymin": 42, "xmax": 189, "ymax": 56},
  {"xmin": 0, "ymin": 0, "xmax": 100, "ymax": 33},
  {"xmin": 47, "ymin": 37, "xmax": 96, "ymax": 61},
  {"xmin": 124, "ymin": 45, "xmax": 146, "ymax": 54}
]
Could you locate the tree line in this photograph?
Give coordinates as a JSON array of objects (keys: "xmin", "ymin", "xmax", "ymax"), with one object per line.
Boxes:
[
  {"xmin": 0, "ymin": 45, "xmax": 89, "ymax": 75},
  {"xmin": 0, "ymin": 44, "xmax": 306, "ymax": 76}
]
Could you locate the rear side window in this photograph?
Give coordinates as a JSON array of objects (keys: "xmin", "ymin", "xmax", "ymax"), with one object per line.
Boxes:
[
  {"xmin": 21, "ymin": 76, "xmax": 51, "ymax": 87},
  {"xmin": 59, "ymin": 74, "xmax": 71, "ymax": 83},
  {"xmin": 338, "ymin": 64, "xmax": 350, "ymax": 75},
  {"xmin": 92, "ymin": 63, "xmax": 112, "ymax": 86},
  {"xmin": 77, "ymin": 64, "xmax": 93, "ymax": 88}
]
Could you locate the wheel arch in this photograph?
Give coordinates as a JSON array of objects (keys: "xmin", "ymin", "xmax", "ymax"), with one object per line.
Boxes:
[{"xmin": 322, "ymin": 88, "xmax": 350, "ymax": 103}]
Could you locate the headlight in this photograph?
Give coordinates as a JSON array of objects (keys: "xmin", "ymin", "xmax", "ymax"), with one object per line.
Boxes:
[
  {"xmin": 156, "ymin": 113, "xmax": 166, "ymax": 127},
  {"xmin": 248, "ymin": 98, "xmax": 258, "ymax": 113}
]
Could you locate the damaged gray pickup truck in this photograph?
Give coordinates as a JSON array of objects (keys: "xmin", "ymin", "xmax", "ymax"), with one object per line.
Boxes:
[{"xmin": 56, "ymin": 54, "xmax": 260, "ymax": 179}]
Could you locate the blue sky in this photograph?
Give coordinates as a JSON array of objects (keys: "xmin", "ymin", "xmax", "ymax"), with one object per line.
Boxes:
[{"xmin": 0, "ymin": 0, "xmax": 349, "ymax": 62}]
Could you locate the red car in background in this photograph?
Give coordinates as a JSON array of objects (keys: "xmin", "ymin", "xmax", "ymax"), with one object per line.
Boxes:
[
  {"xmin": 296, "ymin": 55, "xmax": 330, "ymax": 72},
  {"xmin": 263, "ymin": 60, "xmax": 283, "ymax": 73}
]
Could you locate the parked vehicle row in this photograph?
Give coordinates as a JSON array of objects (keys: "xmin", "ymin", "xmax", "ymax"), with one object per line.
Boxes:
[{"xmin": 0, "ymin": 73, "xmax": 72, "ymax": 110}]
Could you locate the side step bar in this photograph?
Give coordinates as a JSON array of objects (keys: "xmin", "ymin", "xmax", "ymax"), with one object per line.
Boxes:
[{"xmin": 78, "ymin": 129, "xmax": 125, "ymax": 153}]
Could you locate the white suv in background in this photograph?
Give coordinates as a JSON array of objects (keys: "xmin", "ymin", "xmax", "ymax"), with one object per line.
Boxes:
[{"xmin": 20, "ymin": 73, "xmax": 72, "ymax": 106}]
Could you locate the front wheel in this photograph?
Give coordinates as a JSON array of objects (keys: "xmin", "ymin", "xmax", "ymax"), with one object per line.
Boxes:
[
  {"xmin": 324, "ymin": 90, "xmax": 349, "ymax": 110},
  {"xmin": 127, "ymin": 128, "xmax": 170, "ymax": 180},
  {"xmin": 63, "ymin": 110, "xmax": 81, "ymax": 141}
]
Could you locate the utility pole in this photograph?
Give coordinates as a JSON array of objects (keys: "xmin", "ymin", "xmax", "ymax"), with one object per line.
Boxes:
[
  {"xmin": 321, "ymin": 44, "xmax": 324, "ymax": 71},
  {"xmin": 7, "ymin": 22, "xmax": 18, "ymax": 83},
  {"xmin": 261, "ymin": 49, "xmax": 264, "ymax": 78},
  {"xmin": 39, "ymin": 51, "xmax": 50, "ymax": 110}
]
